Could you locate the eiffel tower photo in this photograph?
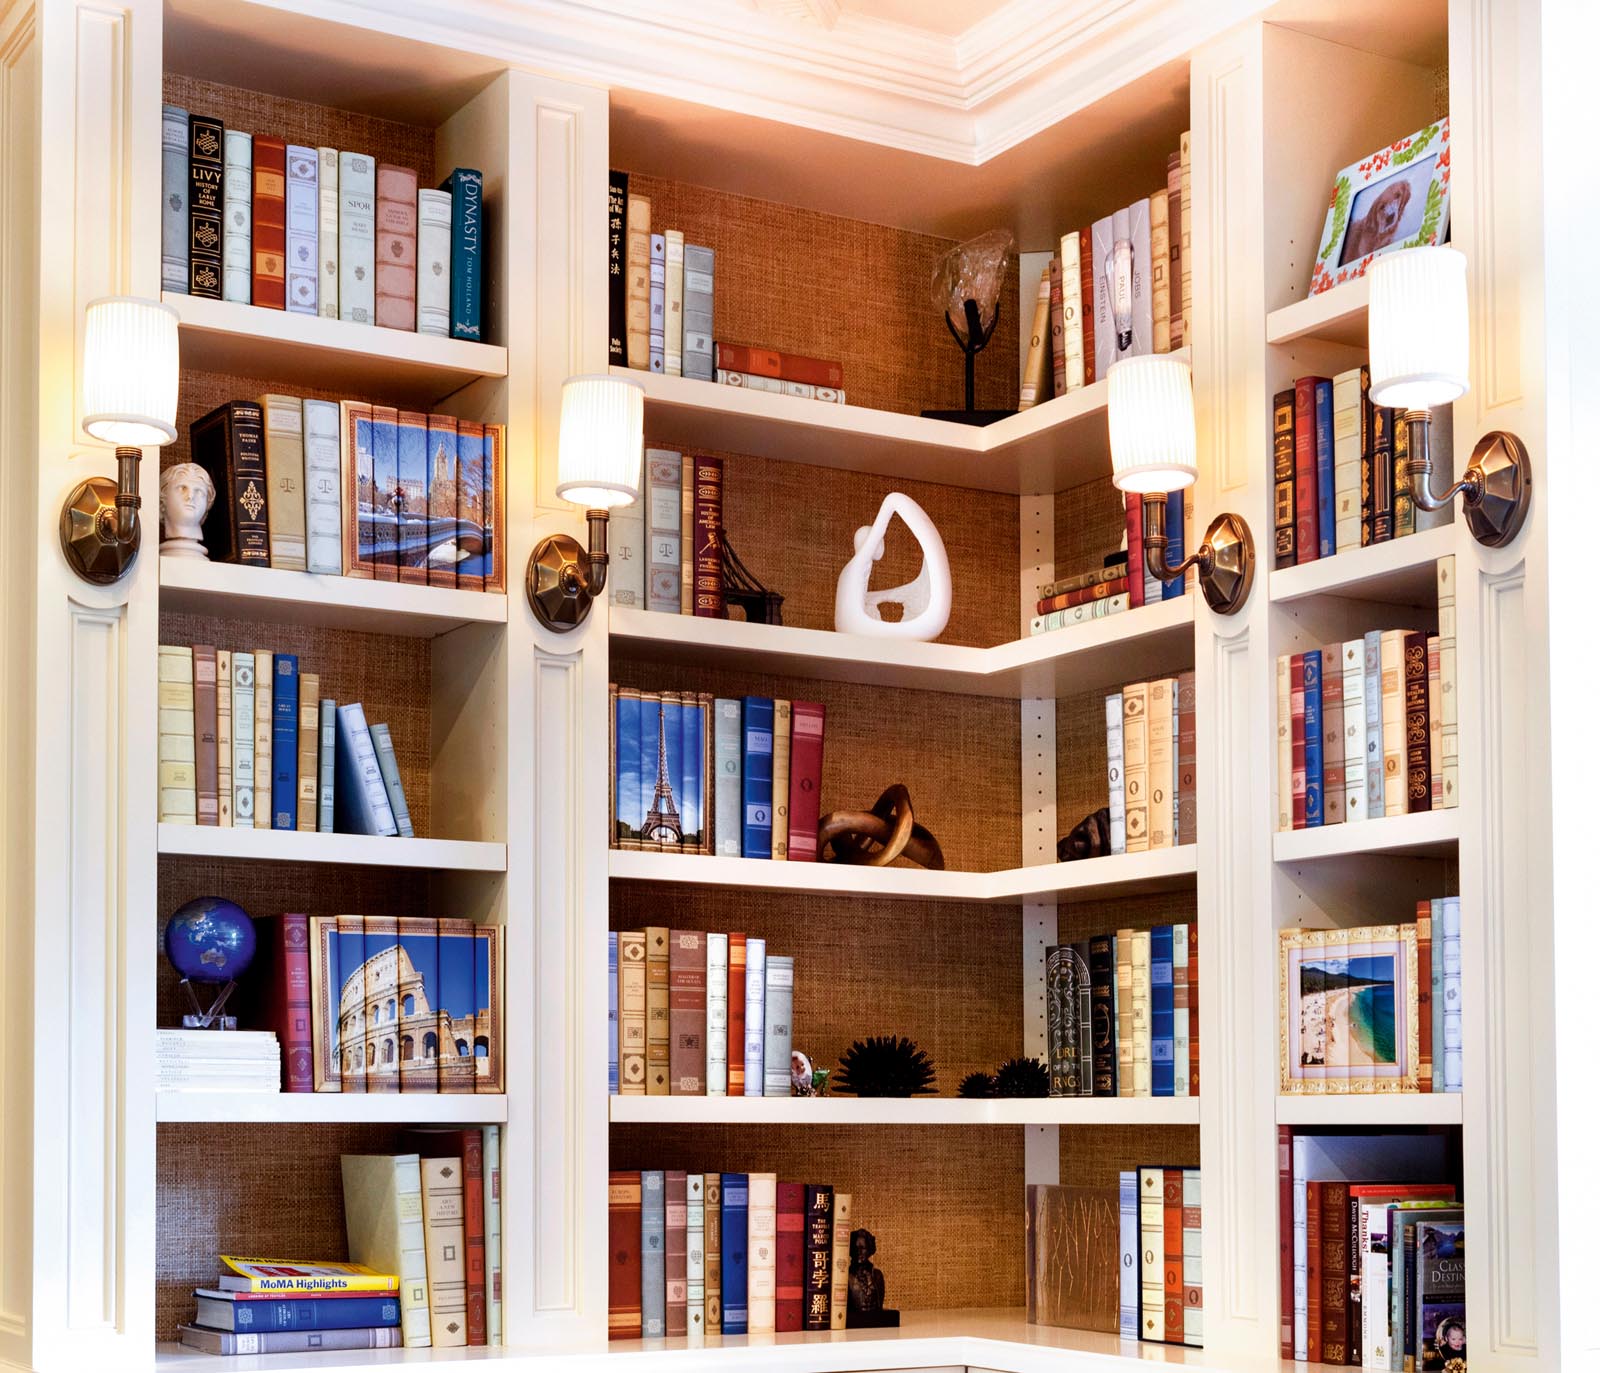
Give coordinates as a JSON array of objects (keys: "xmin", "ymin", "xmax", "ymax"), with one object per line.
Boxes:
[{"xmin": 640, "ymin": 704, "xmax": 682, "ymax": 844}]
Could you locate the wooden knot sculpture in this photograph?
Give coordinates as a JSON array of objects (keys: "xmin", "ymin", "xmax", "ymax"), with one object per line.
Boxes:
[{"xmin": 817, "ymin": 785, "xmax": 945, "ymax": 869}]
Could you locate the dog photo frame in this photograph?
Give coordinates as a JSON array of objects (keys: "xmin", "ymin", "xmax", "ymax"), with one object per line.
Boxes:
[{"xmin": 1308, "ymin": 118, "xmax": 1451, "ymax": 295}]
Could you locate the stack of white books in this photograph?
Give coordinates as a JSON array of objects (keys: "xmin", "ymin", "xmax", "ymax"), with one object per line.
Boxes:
[{"xmin": 157, "ymin": 1029, "xmax": 280, "ymax": 1093}]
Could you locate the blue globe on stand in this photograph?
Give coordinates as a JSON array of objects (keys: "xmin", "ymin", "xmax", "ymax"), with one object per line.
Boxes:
[{"xmin": 163, "ymin": 896, "xmax": 256, "ymax": 984}]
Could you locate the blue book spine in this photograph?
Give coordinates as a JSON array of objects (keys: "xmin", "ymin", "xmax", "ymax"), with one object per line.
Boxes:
[
  {"xmin": 1364, "ymin": 629, "xmax": 1384, "ymax": 816},
  {"xmin": 741, "ymin": 696, "xmax": 774, "ymax": 858},
  {"xmin": 681, "ymin": 698, "xmax": 703, "ymax": 852},
  {"xmin": 1161, "ymin": 489, "xmax": 1184, "ymax": 599},
  {"xmin": 1315, "ymin": 378, "xmax": 1335, "ymax": 558},
  {"xmin": 332, "ymin": 702, "xmax": 397, "ymax": 836},
  {"xmin": 608, "ymin": 930, "xmax": 619, "ymax": 1095},
  {"xmin": 713, "ymin": 698, "xmax": 742, "ymax": 857},
  {"xmin": 270, "ymin": 654, "xmax": 298, "ymax": 831},
  {"xmin": 371, "ymin": 409, "xmax": 399, "ymax": 574},
  {"xmin": 1150, "ymin": 924, "xmax": 1174, "ymax": 1097},
  {"xmin": 201, "ymin": 1293, "xmax": 400, "ymax": 1332},
  {"xmin": 441, "ymin": 167, "xmax": 482, "ymax": 340},
  {"xmin": 1118, "ymin": 1170, "xmax": 1137, "ymax": 1340},
  {"xmin": 1303, "ymin": 650, "xmax": 1324, "ymax": 826},
  {"xmin": 720, "ymin": 1172, "xmax": 749, "ymax": 1334},
  {"xmin": 1440, "ymin": 895, "xmax": 1462, "ymax": 1091},
  {"xmin": 641, "ymin": 1170, "xmax": 666, "ymax": 1338},
  {"xmin": 614, "ymin": 690, "xmax": 641, "ymax": 847}
]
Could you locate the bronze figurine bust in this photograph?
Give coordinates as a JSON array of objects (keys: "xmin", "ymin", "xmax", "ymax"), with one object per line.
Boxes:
[{"xmin": 845, "ymin": 1227, "xmax": 899, "ymax": 1328}]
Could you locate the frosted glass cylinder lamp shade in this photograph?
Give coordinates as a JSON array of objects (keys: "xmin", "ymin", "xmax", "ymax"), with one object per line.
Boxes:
[
  {"xmin": 554, "ymin": 374, "xmax": 644, "ymax": 509},
  {"xmin": 81, "ymin": 296, "xmax": 180, "ymax": 446},
  {"xmin": 1107, "ymin": 354, "xmax": 1198, "ymax": 493},
  {"xmin": 1368, "ymin": 246, "xmax": 1469, "ymax": 410}
]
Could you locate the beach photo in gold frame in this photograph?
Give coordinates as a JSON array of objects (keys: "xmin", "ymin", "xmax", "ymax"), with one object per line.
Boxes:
[{"xmin": 1279, "ymin": 925, "xmax": 1418, "ymax": 1094}]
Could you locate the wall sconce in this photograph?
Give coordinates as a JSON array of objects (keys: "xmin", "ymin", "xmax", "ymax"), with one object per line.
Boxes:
[
  {"xmin": 1107, "ymin": 353, "xmax": 1255, "ymax": 615},
  {"xmin": 1367, "ymin": 245, "xmax": 1531, "ymax": 547},
  {"xmin": 63, "ymin": 296, "xmax": 180, "ymax": 583},
  {"xmin": 526, "ymin": 374, "xmax": 645, "ymax": 630}
]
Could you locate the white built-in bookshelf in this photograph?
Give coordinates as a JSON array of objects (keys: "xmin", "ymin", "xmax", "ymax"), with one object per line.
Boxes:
[{"xmin": 5, "ymin": 0, "xmax": 1589, "ymax": 1371}]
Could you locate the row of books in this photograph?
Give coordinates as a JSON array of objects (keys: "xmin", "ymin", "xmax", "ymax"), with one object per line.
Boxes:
[
  {"xmin": 1046, "ymin": 924, "xmax": 1199, "ymax": 1099},
  {"xmin": 158, "ymin": 644, "xmax": 413, "ymax": 835},
  {"xmin": 185, "ymin": 397, "xmax": 505, "ymax": 589},
  {"xmin": 1275, "ymin": 563, "xmax": 1458, "ymax": 829},
  {"xmin": 1125, "ymin": 1168, "xmax": 1201, "ymax": 1346},
  {"xmin": 1104, "ymin": 673, "xmax": 1198, "ymax": 853},
  {"xmin": 609, "ymin": 1171, "xmax": 852, "ymax": 1339},
  {"xmin": 162, "ymin": 106, "xmax": 482, "ymax": 339},
  {"xmin": 611, "ymin": 689, "xmax": 825, "ymax": 861},
  {"xmin": 1019, "ymin": 131, "xmax": 1192, "ymax": 407},
  {"xmin": 156, "ymin": 1028, "xmax": 279, "ymax": 1094},
  {"xmin": 1278, "ymin": 1130, "xmax": 1464, "ymax": 1369},
  {"xmin": 608, "ymin": 930, "xmax": 793, "ymax": 1097},
  {"xmin": 1272, "ymin": 367, "xmax": 1451, "ymax": 567},
  {"xmin": 297, "ymin": 913, "xmax": 503, "ymax": 1094},
  {"xmin": 610, "ymin": 449, "xmax": 725, "ymax": 616},
  {"xmin": 1280, "ymin": 903, "xmax": 1462, "ymax": 1096}
]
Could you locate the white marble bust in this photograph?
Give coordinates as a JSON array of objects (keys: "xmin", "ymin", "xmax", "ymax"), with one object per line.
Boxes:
[{"xmin": 160, "ymin": 462, "xmax": 216, "ymax": 560}]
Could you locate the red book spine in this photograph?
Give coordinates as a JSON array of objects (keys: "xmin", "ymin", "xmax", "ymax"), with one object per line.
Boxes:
[
  {"xmin": 692, "ymin": 456, "xmax": 725, "ymax": 617},
  {"xmin": 786, "ymin": 702, "xmax": 825, "ymax": 862},
  {"xmin": 1187, "ymin": 921, "xmax": 1198, "ymax": 1094},
  {"xmin": 263, "ymin": 913, "xmax": 314, "ymax": 1092},
  {"xmin": 1124, "ymin": 494, "xmax": 1144, "ymax": 608},
  {"xmin": 668, "ymin": 929, "xmax": 707, "ymax": 1094},
  {"xmin": 1306, "ymin": 1180, "xmax": 1323, "ymax": 1363},
  {"xmin": 1279, "ymin": 1125, "xmax": 1293, "ymax": 1358},
  {"xmin": 775, "ymin": 1182, "xmax": 806, "ymax": 1332},
  {"xmin": 1322, "ymin": 646, "xmax": 1345, "ymax": 818},
  {"xmin": 1035, "ymin": 577, "xmax": 1127, "ymax": 614},
  {"xmin": 1404, "ymin": 630, "xmax": 1432, "ymax": 813},
  {"xmin": 1416, "ymin": 900, "xmax": 1433, "ymax": 1091},
  {"xmin": 251, "ymin": 137, "xmax": 287, "ymax": 309},
  {"xmin": 375, "ymin": 163, "xmax": 419, "ymax": 331},
  {"xmin": 713, "ymin": 342, "xmax": 843, "ymax": 388},
  {"xmin": 463, "ymin": 1130, "xmax": 487, "ymax": 1345},
  {"xmin": 1079, "ymin": 229, "xmax": 1096, "ymax": 385},
  {"xmin": 609, "ymin": 1172, "xmax": 643, "ymax": 1339},
  {"xmin": 726, "ymin": 933, "xmax": 746, "ymax": 1094},
  {"xmin": 1290, "ymin": 652, "xmax": 1307, "ymax": 828},
  {"xmin": 665, "ymin": 1170, "xmax": 687, "ymax": 1335},
  {"xmin": 1293, "ymin": 377, "xmax": 1319, "ymax": 563},
  {"xmin": 1163, "ymin": 1168, "xmax": 1183, "ymax": 1343}
]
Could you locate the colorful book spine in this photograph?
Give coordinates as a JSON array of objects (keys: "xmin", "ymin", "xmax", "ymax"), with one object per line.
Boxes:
[
  {"xmin": 774, "ymin": 1182, "xmax": 805, "ymax": 1332},
  {"xmin": 1019, "ymin": 263, "xmax": 1051, "ymax": 408},
  {"xmin": 215, "ymin": 650, "xmax": 232, "ymax": 827},
  {"xmin": 1089, "ymin": 934, "xmax": 1118, "ymax": 1095},
  {"xmin": 742, "ymin": 938, "xmax": 766, "ymax": 1097},
  {"xmin": 608, "ymin": 1171, "xmax": 642, "ymax": 1339},
  {"xmin": 1115, "ymin": 929, "xmax": 1134, "ymax": 1096},
  {"xmin": 682, "ymin": 244, "xmax": 715, "ymax": 381},
  {"xmin": 727, "ymin": 934, "xmax": 747, "ymax": 1096},
  {"xmin": 746, "ymin": 1174, "xmax": 777, "ymax": 1335},
  {"xmin": 1176, "ymin": 670, "xmax": 1197, "ymax": 844},
  {"xmin": 285, "ymin": 145, "xmax": 318, "ymax": 313},
  {"xmin": 1393, "ymin": 409, "xmax": 1416, "ymax": 537},
  {"xmin": 251, "ymin": 136, "xmax": 287, "ymax": 309},
  {"xmin": 187, "ymin": 114, "xmax": 224, "ymax": 298},
  {"xmin": 161, "ymin": 105, "xmax": 190, "ymax": 293},
  {"xmin": 721, "ymin": 1173, "xmax": 749, "ymax": 1334},
  {"xmin": 1048, "ymin": 255, "xmax": 1066, "ymax": 397},
  {"xmin": 338, "ymin": 152, "xmax": 376, "ymax": 325},
  {"xmin": 1303, "ymin": 650, "xmax": 1324, "ymax": 827},
  {"xmin": 1321, "ymin": 646, "xmax": 1345, "ymax": 825},
  {"xmin": 1150, "ymin": 188, "xmax": 1171, "ymax": 353},
  {"xmin": 1428, "ymin": 634, "xmax": 1443, "ymax": 810},
  {"xmin": 191, "ymin": 645, "xmax": 218, "ymax": 827},
  {"xmin": 668, "ymin": 930, "xmax": 707, "ymax": 1094},
  {"xmin": 317, "ymin": 147, "xmax": 339, "ymax": 319},
  {"xmin": 368, "ymin": 723, "xmax": 412, "ymax": 837},
  {"xmin": 1147, "ymin": 679, "xmax": 1174, "ymax": 849},
  {"xmin": 741, "ymin": 696, "xmax": 774, "ymax": 859},
  {"xmin": 692, "ymin": 455, "xmax": 725, "ymax": 618},
  {"xmin": 1294, "ymin": 377, "xmax": 1319, "ymax": 563},
  {"xmin": 1404, "ymin": 630, "xmax": 1432, "ymax": 813},
  {"xmin": 1138, "ymin": 1167, "xmax": 1164, "ymax": 1340},
  {"xmin": 1045, "ymin": 945, "xmax": 1073, "ymax": 1095},
  {"xmin": 641, "ymin": 1170, "xmax": 665, "ymax": 1337},
  {"xmin": 704, "ymin": 1173, "xmax": 722, "ymax": 1334},
  {"xmin": 191, "ymin": 400, "xmax": 270, "ymax": 566},
  {"xmin": 416, "ymin": 188, "xmax": 452, "ymax": 336},
  {"xmin": 376, "ymin": 163, "xmax": 419, "ymax": 331},
  {"xmin": 1381, "ymin": 630, "xmax": 1406, "ymax": 816},
  {"xmin": 714, "ymin": 698, "xmax": 742, "ymax": 856},
  {"xmin": 1364, "ymin": 630, "xmax": 1385, "ymax": 815},
  {"xmin": 664, "ymin": 1170, "xmax": 687, "ymax": 1336},
  {"xmin": 1272, "ymin": 387, "xmax": 1296, "ymax": 567},
  {"xmin": 771, "ymin": 698, "xmax": 791, "ymax": 860},
  {"xmin": 1371, "ymin": 403, "xmax": 1395, "ymax": 542},
  {"xmin": 618, "ymin": 930, "xmax": 646, "ymax": 1094},
  {"xmin": 1123, "ymin": 494, "xmax": 1145, "ymax": 608},
  {"xmin": 1172, "ymin": 923, "xmax": 1190, "ymax": 1096},
  {"xmin": 332, "ymin": 701, "xmax": 398, "ymax": 836},
  {"xmin": 706, "ymin": 932, "xmax": 728, "ymax": 1096},
  {"xmin": 268, "ymin": 654, "xmax": 297, "ymax": 831},
  {"xmin": 1333, "ymin": 366, "xmax": 1364, "ymax": 552},
  {"xmin": 222, "ymin": 129, "xmax": 253, "ymax": 304},
  {"xmin": 1131, "ymin": 929, "xmax": 1152, "ymax": 1095},
  {"xmin": 1059, "ymin": 232, "xmax": 1085, "ymax": 390},
  {"xmin": 607, "ymin": 931, "xmax": 619, "ymax": 1095},
  {"xmin": 369, "ymin": 405, "xmax": 400, "ymax": 579},
  {"xmin": 1313, "ymin": 377, "xmax": 1335, "ymax": 556},
  {"xmin": 1343, "ymin": 639, "xmax": 1368, "ymax": 822},
  {"xmin": 1150, "ymin": 924, "xmax": 1175, "ymax": 1097},
  {"xmin": 786, "ymin": 701, "xmax": 824, "ymax": 862},
  {"xmin": 645, "ymin": 926, "xmax": 670, "ymax": 1095},
  {"xmin": 189, "ymin": 1293, "xmax": 400, "ymax": 1333},
  {"xmin": 648, "ymin": 233, "xmax": 666, "ymax": 373},
  {"xmin": 440, "ymin": 167, "xmax": 483, "ymax": 340},
  {"xmin": 230, "ymin": 652, "xmax": 255, "ymax": 827},
  {"xmin": 1276, "ymin": 657, "xmax": 1292, "ymax": 830}
]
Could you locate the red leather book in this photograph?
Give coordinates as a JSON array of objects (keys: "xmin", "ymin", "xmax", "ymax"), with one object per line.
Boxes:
[
  {"xmin": 1035, "ymin": 577, "xmax": 1127, "ymax": 614},
  {"xmin": 1162, "ymin": 1168, "xmax": 1183, "ymax": 1343},
  {"xmin": 375, "ymin": 163, "xmax": 419, "ymax": 331},
  {"xmin": 1403, "ymin": 630, "xmax": 1432, "ymax": 813},
  {"xmin": 1293, "ymin": 377, "xmax": 1320, "ymax": 563},
  {"xmin": 251, "ymin": 136, "xmax": 287, "ymax": 309},
  {"xmin": 1278, "ymin": 1126, "xmax": 1293, "ymax": 1358},
  {"xmin": 775, "ymin": 1182, "xmax": 806, "ymax": 1332},
  {"xmin": 1123, "ymin": 494, "xmax": 1144, "ymax": 607},
  {"xmin": 609, "ymin": 1172, "xmax": 643, "ymax": 1339},
  {"xmin": 786, "ymin": 702, "xmax": 825, "ymax": 862},
  {"xmin": 1306, "ymin": 1180, "xmax": 1323, "ymax": 1363},
  {"xmin": 1079, "ymin": 228, "xmax": 1095, "ymax": 385},
  {"xmin": 1273, "ymin": 387, "xmax": 1296, "ymax": 567},
  {"xmin": 802, "ymin": 1184, "xmax": 833, "ymax": 1330},
  {"xmin": 1187, "ymin": 922, "xmax": 1199, "ymax": 1094},
  {"xmin": 665, "ymin": 1170, "xmax": 688, "ymax": 1336},
  {"xmin": 692, "ymin": 456, "xmax": 725, "ymax": 618},
  {"xmin": 402, "ymin": 1128, "xmax": 488, "ymax": 1345},
  {"xmin": 727, "ymin": 934, "xmax": 746, "ymax": 1094},
  {"xmin": 193, "ymin": 645, "xmax": 219, "ymax": 826},
  {"xmin": 1321, "ymin": 1180, "xmax": 1351, "ymax": 1364},
  {"xmin": 1416, "ymin": 901, "xmax": 1434, "ymax": 1090},
  {"xmin": 1290, "ymin": 652, "xmax": 1307, "ymax": 829},
  {"xmin": 256, "ymin": 913, "xmax": 314, "ymax": 1091},
  {"xmin": 713, "ymin": 343, "xmax": 842, "ymax": 388},
  {"xmin": 668, "ymin": 930, "xmax": 707, "ymax": 1094}
]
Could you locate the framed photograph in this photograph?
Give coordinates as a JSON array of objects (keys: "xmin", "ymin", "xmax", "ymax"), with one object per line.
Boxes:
[
  {"xmin": 1279, "ymin": 924, "xmax": 1418, "ymax": 1093},
  {"xmin": 1309, "ymin": 118, "xmax": 1451, "ymax": 295}
]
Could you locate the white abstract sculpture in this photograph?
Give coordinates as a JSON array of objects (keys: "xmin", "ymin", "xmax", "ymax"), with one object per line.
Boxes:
[
  {"xmin": 159, "ymin": 461, "xmax": 215, "ymax": 560},
  {"xmin": 834, "ymin": 493, "xmax": 952, "ymax": 641}
]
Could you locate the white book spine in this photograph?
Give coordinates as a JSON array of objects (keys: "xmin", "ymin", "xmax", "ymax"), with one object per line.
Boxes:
[
  {"xmin": 746, "ymin": 1173, "xmax": 777, "ymax": 1335},
  {"xmin": 686, "ymin": 1173, "xmax": 705, "ymax": 1336},
  {"xmin": 1060, "ymin": 232, "xmax": 1085, "ymax": 390},
  {"xmin": 1138, "ymin": 1168, "xmax": 1163, "ymax": 1340},
  {"xmin": 609, "ymin": 504, "xmax": 646, "ymax": 608},
  {"xmin": 416, "ymin": 188, "xmax": 452, "ymax": 336},
  {"xmin": 1118, "ymin": 1170, "xmax": 1137, "ymax": 1340},
  {"xmin": 215, "ymin": 649, "xmax": 232, "ymax": 827},
  {"xmin": 742, "ymin": 937, "xmax": 766, "ymax": 1098},
  {"xmin": 161, "ymin": 105, "xmax": 189, "ymax": 293},
  {"xmin": 483, "ymin": 1124, "xmax": 503, "ymax": 1345},
  {"xmin": 339, "ymin": 702, "xmax": 398, "ymax": 834},
  {"xmin": 1342, "ymin": 639, "xmax": 1368, "ymax": 821},
  {"xmin": 252, "ymin": 650, "xmax": 271, "ymax": 828},
  {"xmin": 1361, "ymin": 1202, "xmax": 1392, "ymax": 1367},
  {"xmin": 682, "ymin": 244, "xmax": 714, "ymax": 381},
  {"xmin": 301, "ymin": 398, "xmax": 343, "ymax": 575},
  {"xmin": 1181, "ymin": 1168, "xmax": 1202, "ymax": 1346},
  {"xmin": 1091, "ymin": 213, "xmax": 1117, "ymax": 379},
  {"xmin": 1122, "ymin": 683, "xmax": 1149, "ymax": 854},
  {"xmin": 338, "ymin": 152, "xmax": 376, "ymax": 325},
  {"xmin": 231, "ymin": 652, "xmax": 255, "ymax": 828},
  {"xmin": 664, "ymin": 229, "xmax": 684, "ymax": 376},
  {"xmin": 157, "ymin": 646, "xmax": 197, "ymax": 823},
  {"xmin": 1131, "ymin": 929, "xmax": 1151, "ymax": 1096},
  {"xmin": 1332, "ymin": 367, "xmax": 1363, "ymax": 552},
  {"xmin": 1364, "ymin": 630, "xmax": 1384, "ymax": 816},
  {"xmin": 1276, "ymin": 655, "xmax": 1292, "ymax": 831},
  {"xmin": 1428, "ymin": 634, "xmax": 1443, "ymax": 809},
  {"xmin": 1105, "ymin": 692, "xmax": 1125, "ymax": 854},
  {"xmin": 705, "ymin": 932, "xmax": 728, "ymax": 1096},
  {"xmin": 316, "ymin": 146, "xmax": 339, "ymax": 319},
  {"xmin": 1146, "ymin": 678, "xmax": 1173, "ymax": 850},
  {"xmin": 285, "ymin": 145, "xmax": 318, "ymax": 314},
  {"xmin": 1437, "ymin": 555, "xmax": 1458, "ymax": 807},
  {"xmin": 222, "ymin": 130, "xmax": 252, "ymax": 304},
  {"xmin": 1292, "ymin": 1136, "xmax": 1308, "ymax": 1360},
  {"xmin": 1441, "ymin": 896, "xmax": 1462, "ymax": 1091}
]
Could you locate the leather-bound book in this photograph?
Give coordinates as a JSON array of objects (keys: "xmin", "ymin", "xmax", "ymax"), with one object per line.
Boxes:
[
  {"xmin": 720, "ymin": 1173, "xmax": 748, "ymax": 1334},
  {"xmin": 1273, "ymin": 388, "xmax": 1296, "ymax": 567},
  {"xmin": 645, "ymin": 927, "xmax": 670, "ymax": 1095},
  {"xmin": 692, "ymin": 455, "xmax": 725, "ymax": 618},
  {"xmin": 726, "ymin": 933, "xmax": 746, "ymax": 1095},
  {"xmin": 668, "ymin": 930, "xmax": 706, "ymax": 1094},
  {"xmin": 1048, "ymin": 255, "xmax": 1066, "ymax": 395},
  {"xmin": 1163, "ymin": 1168, "xmax": 1184, "ymax": 1343},
  {"xmin": 376, "ymin": 163, "xmax": 419, "ymax": 331},
  {"xmin": 1176, "ymin": 669, "xmax": 1197, "ymax": 844},
  {"xmin": 704, "ymin": 1173, "xmax": 722, "ymax": 1334},
  {"xmin": 251, "ymin": 136, "xmax": 287, "ymax": 309},
  {"xmin": 256, "ymin": 913, "xmax": 313, "ymax": 1092},
  {"xmin": 1078, "ymin": 226, "xmax": 1096, "ymax": 384},
  {"xmin": 828, "ymin": 1193, "xmax": 851, "ymax": 1329},
  {"xmin": 401, "ymin": 1129, "xmax": 487, "ymax": 1345},
  {"xmin": 1370, "ymin": 403, "xmax": 1395, "ymax": 542},
  {"xmin": 417, "ymin": 187, "xmax": 452, "ymax": 336},
  {"xmin": 162, "ymin": 105, "xmax": 190, "ymax": 292},
  {"xmin": 607, "ymin": 170, "xmax": 628, "ymax": 364},
  {"xmin": 191, "ymin": 645, "xmax": 218, "ymax": 826},
  {"xmin": 1293, "ymin": 376, "xmax": 1320, "ymax": 563},
  {"xmin": 440, "ymin": 167, "xmax": 482, "ymax": 341},
  {"xmin": 1089, "ymin": 934, "xmax": 1117, "ymax": 1096},
  {"xmin": 786, "ymin": 702, "xmax": 825, "ymax": 862},
  {"xmin": 665, "ymin": 1170, "xmax": 688, "ymax": 1336},
  {"xmin": 1025, "ymin": 1182, "xmax": 1119, "ymax": 1331},
  {"xmin": 712, "ymin": 343, "xmax": 843, "ymax": 388},
  {"xmin": 1306, "ymin": 1179, "xmax": 1323, "ymax": 1362},
  {"xmin": 774, "ymin": 1182, "xmax": 805, "ymax": 1332},
  {"xmin": 802, "ymin": 1184, "xmax": 833, "ymax": 1331},
  {"xmin": 1404, "ymin": 630, "xmax": 1432, "ymax": 813},
  {"xmin": 187, "ymin": 114, "xmax": 224, "ymax": 298},
  {"xmin": 1320, "ymin": 1179, "xmax": 1351, "ymax": 1363},
  {"xmin": 1188, "ymin": 923, "xmax": 1199, "ymax": 1095},
  {"xmin": 190, "ymin": 400, "xmax": 268, "ymax": 566}
]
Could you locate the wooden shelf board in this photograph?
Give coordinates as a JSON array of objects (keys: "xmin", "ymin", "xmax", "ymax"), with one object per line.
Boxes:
[
  {"xmin": 1268, "ymin": 525, "xmax": 1453, "ymax": 606},
  {"xmin": 165, "ymin": 291, "xmax": 507, "ymax": 405},
  {"xmin": 615, "ymin": 350, "xmax": 1188, "ymax": 495},
  {"xmin": 1275, "ymin": 1093, "xmax": 1462, "ymax": 1126},
  {"xmin": 610, "ymin": 1095, "xmax": 1199, "ymax": 1126},
  {"xmin": 155, "ymin": 1091, "xmax": 509, "ymax": 1124},
  {"xmin": 157, "ymin": 824, "xmax": 507, "ymax": 871},
  {"xmin": 1272, "ymin": 809, "xmax": 1459, "ymax": 862},
  {"xmin": 1266, "ymin": 277, "xmax": 1370, "ymax": 349},
  {"xmin": 159, "ymin": 558, "xmax": 508, "ymax": 637},
  {"xmin": 609, "ymin": 595, "xmax": 1195, "ymax": 700},
  {"xmin": 609, "ymin": 846, "xmax": 1196, "ymax": 905}
]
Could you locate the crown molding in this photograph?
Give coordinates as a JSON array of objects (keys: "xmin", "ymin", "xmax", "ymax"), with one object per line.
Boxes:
[{"xmin": 251, "ymin": 0, "xmax": 1266, "ymax": 162}]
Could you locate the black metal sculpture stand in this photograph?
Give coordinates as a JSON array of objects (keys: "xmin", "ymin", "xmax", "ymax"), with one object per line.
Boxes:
[{"xmin": 921, "ymin": 297, "xmax": 1017, "ymax": 426}]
